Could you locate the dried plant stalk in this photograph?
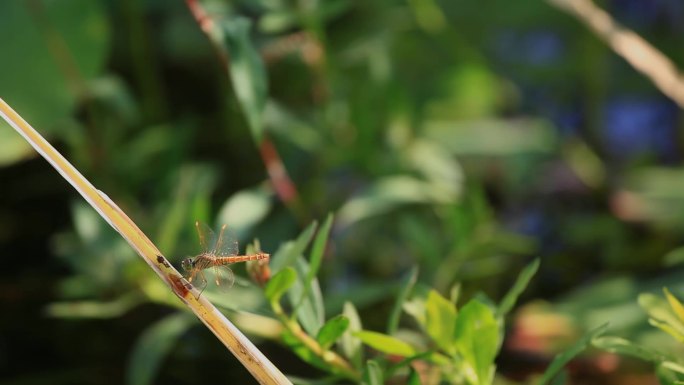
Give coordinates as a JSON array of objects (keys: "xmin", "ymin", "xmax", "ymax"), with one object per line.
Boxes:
[
  {"xmin": 549, "ymin": 0, "xmax": 684, "ymax": 108},
  {"xmin": 0, "ymin": 98, "xmax": 291, "ymax": 385}
]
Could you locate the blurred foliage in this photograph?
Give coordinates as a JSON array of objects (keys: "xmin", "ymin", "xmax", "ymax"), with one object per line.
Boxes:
[{"xmin": 1, "ymin": 0, "xmax": 684, "ymax": 384}]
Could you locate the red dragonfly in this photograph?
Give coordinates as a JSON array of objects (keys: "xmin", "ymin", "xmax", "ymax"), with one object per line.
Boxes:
[{"xmin": 182, "ymin": 221, "xmax": 269, "ymax": 298}]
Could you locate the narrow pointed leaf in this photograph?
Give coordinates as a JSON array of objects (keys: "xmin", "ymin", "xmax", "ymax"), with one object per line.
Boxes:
[
  {"xmin": 306, "ymin": 213, "xmax": 333, "ymax": 286},
  {"xmin": 591, "ymin": 336, "xmax": 664, "ymax": 362},
  {"xmin": 497, "ymin": 258, "xmax": 540, "ymax": 317},
  {"xmin": 222, "ymin": 17, "xmax": 267, "ymax": 142},
  {"xmin": 388, "ymin": 267, "xmax": 418, "ymax": 335},
  {"xmin": 537, "ymin": 323, "xmax": 609, "ymax": 385},
  {"xmin": 664, "ymin": 288, "xmax": 684, "ymax": 322},
  {"xmin": 362, "ymin": 360, "xmax": 383, "ymax": 385}
]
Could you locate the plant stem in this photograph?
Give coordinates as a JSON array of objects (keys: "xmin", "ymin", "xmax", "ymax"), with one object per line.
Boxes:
[{"xmin": 271, "ymin": 302, "xmax": 361, "ymax": 381}]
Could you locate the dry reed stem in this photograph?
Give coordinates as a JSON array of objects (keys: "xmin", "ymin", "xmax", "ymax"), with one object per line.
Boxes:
[{"xmin": 548, "ymin": 0, "xmax": 684, "ymax": 108}]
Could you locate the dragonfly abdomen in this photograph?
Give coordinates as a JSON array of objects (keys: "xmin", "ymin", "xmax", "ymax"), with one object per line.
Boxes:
[{"xmin": 216, "ymin": 253, "xmax": 269, "ymax": 265}]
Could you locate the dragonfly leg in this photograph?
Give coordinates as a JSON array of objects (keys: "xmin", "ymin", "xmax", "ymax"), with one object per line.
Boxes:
[{"xmin": 196, "ymin": 271, "xmax": 208, "ymax": 299}]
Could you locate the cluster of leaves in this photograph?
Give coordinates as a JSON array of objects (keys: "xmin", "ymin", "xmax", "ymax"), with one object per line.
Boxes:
[
  {"xmin": 263, "ymin": 214, "xmax": 547, "ymax": 385},
  {"xmin": 588, "ymin": 288, "xmax": 684, "ymax": 385}
]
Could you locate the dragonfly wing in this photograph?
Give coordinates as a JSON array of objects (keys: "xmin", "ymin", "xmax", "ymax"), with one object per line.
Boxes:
[
  {"xmin": 188, "ymin": 268, "xmax": 208, "ymax": 298},
  {"xmin": 215, "ymin": 224, "xmax": 239, "ymax": 257},
  {"xmin": 213, "ymin": 265, "xmax": 235, "ymax": 293},
  {"xmin": 195, "ymin": 221, "xmax": 216, "ymax": 254}
]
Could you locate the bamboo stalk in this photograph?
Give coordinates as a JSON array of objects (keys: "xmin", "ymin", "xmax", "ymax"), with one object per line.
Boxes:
[{"xmin": 0, "ymin": 98, "xmax": 291, "ymax": 385}]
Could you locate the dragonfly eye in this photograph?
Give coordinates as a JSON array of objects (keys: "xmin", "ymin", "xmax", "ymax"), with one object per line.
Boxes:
[{"xmin": 181, "ymin": 258, "xmax": 194, "ymax": 272}]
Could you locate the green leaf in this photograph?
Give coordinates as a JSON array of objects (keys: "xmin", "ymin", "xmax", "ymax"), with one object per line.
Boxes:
[
  {"xmin": 355, "ymin": 330, "xmax": 416, "ymax": 357},
  {"xmin": 537, "ymin": 323, "xmax": 609, "ymax": 385},
  {"xmin": 316, "ymin": 315, "xmax": 350, "ymax": 350},
  {"xmin": 216, "ymin": 187, "xmax": 272, "ymax": 238},
  {"xmin": 341, "ymin": 301, "xmax": 364, "ymax": 368},
  {"xmin": 337, "ymin": 176, "xmax": 456, "ymax": 226},
  {"xmin": 362, "ymin": 360, "xmax": 383, "ymax": 385},
  {"xmin": 0, "ymin": 0, "xmax": 109, "ymax": 136},
  {"xmin": 425, "ymin": 289, "xmax": 457, "ymax": 354},
  {"xmin": 664, "ymin": 288, "xmax": 684, "ymax": 322},
  {"xmin": 648, "ymin": 318, "xmax": 684, "ymax": 343},
  {"xmin": 126, "ymin": 313, "xmax": 194, "ymax": 385},
  {"xmin": 424, "ymin": 118, "xmax": 556, "ymax": 156},
  {"xmin": 264, "ymin": 267, "xmax": 297, "ymax": 303},
  {"xmin": 591, "ymin": 336, "xmax": 664, "ymax": 362},
  {"xmin": 288, "ymin": 257, "xmax": 325, "ymax": 335},
  {"xmin": 639, "ymin": 293, "xmax": 684, "ymax": 340},
  {"xmin": 222, "ymin": 17, "xmax": 267, "ymax": 142},
  {"xmin": 407, "ymin": 368, "xmax": 422, "ymax": 385},
  {"xmin": 454, "ymin": 299, "xmax": 499, "ymax": 385},
  {"xmin": 0, "ymin": 128, "xmax": 33, "ymax": 166},
  {"xmin": 388, "ymin": 267, "xmax": 418, "ymax": 335},
  {"xmin": 46, "ymin": 294, "xmax": 142, "ymax": 319},
  {"xmin": 270, "ymin": 221, "xmax": 318, "ymax": 273},
  {"xmin": 497, "ymin": 258, "xmax": 540, "ymax": 318},
  {"xmin": 548, "ymin": 370, "xmax": 568, "ymax": 385}
]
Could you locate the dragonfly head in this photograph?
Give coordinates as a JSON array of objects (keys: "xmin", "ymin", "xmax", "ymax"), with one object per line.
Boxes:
[{"xmin": 181, "ymin": 258, "xmax": 194, "ymax": 272}]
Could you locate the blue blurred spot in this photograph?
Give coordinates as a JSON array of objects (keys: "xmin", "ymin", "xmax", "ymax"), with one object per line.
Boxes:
[
  {"xmin": 603, "ymin": 96, "xmax": 678, "ymax": 161},
  {"xmin": 492, "ymin": 29, "xmax": 564, "ymax": 67}
]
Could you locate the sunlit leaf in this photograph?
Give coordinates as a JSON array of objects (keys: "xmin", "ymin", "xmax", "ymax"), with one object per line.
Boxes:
[
  {"xmin": 648, "ymin": 318, "xmax": 684, "ymax": 343},
  {"xmin": 424, "ymin": 118, "xmax": 556, "ymax": 156},
  {"xmin": 355, "ymin": 331, "xmax": 416, "ymax": 357},
  {"xmin": 664, "ymin": 288, "xmax": 684, "ymax": 323},
  {"xmin": 316, "ymin": 315, "xmax": 349, "ymax": 350},
  {"xmin": 454, "ymin": 299, "xmax": 499, "ymax": 385},
  {"xmin": 341, "ymin": 301, "xmax": 364, "ymax": 368},
  {"xmin": 338, "ymin": 176, "xmax": 455, "ymax": 227},
  {"xmin": 289, "ymin": 258, "xmax": 325, "ymax": 334},
  {"xmin": 591, "ymin": 336, "xmax": 665, "ymax": 362},
  {"xmin": 425, "ymin": 290, "xmax": 457, "ymax": 354},
  {"xmin": 216, "ymin": 187, "xmax": 272, "ymax": 239},
  {"xmin": 0, "ymin": 128, "xmax": 33, "ymax": 166},
  {"xmin": 537, "ymin": 323, "xmax": 609, "ymax": 385},
  {"xmin": 403, "ymin": 296, "xmax": 427, "ymax": 328},
  {"xmin": 46, "ymin": 294, "xmax": 143, "ymax": 319},
  {"xmin": 264, "ymin": 266, "xmax": 297, "ymax": 303},
  {"xmin": 126, "ymin": 313, "xmax": 194, "ymax": 385},
  {"xmin": 639, "ymin": 293, "xmax": 684, "ymax": 340},
  {"xmin": 497, "ymin": 258, "xmax": 540, "ymax": 318}
]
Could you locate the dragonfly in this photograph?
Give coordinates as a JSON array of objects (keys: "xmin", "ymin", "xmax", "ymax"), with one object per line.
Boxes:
[{"xmin": 181, "ymin": 221, "xmax": 269, "ymax": 298}]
